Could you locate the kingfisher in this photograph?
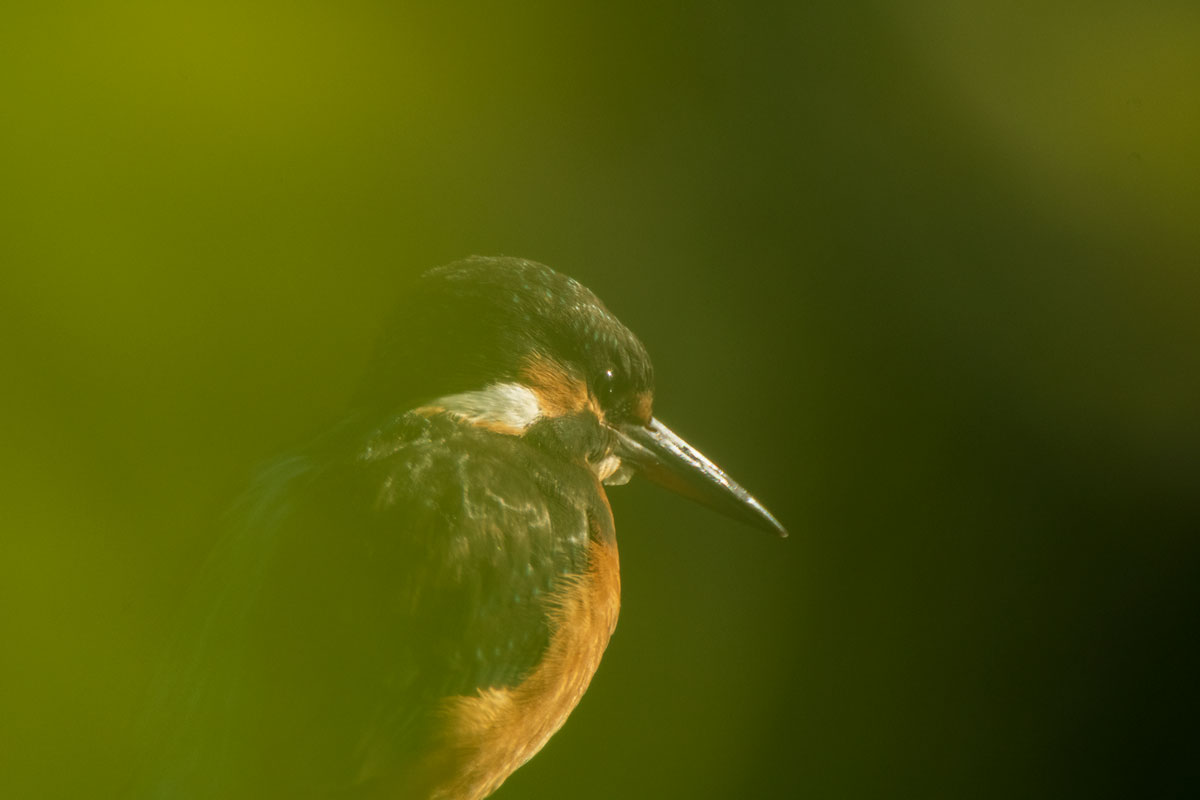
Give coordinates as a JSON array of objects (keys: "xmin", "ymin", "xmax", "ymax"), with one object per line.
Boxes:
[{"xmin": 140, "ymin": 256, "xmax": 785, "ymax": 800}]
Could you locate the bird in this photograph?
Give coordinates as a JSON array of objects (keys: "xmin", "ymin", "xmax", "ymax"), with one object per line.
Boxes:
[{"xmin": 136, "ymin": 256, "xmax": 786, "ymax": 800}]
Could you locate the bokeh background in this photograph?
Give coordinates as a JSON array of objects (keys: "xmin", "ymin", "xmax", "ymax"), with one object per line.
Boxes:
[{"xmin": 3, "ymin": 2, "xmax": 1199, "ymax": 798}]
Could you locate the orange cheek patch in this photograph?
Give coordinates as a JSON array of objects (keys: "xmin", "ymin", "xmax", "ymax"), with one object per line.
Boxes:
[{"xmin": 520, "ymin": 354, "xmax": 589, "ymax": 417}]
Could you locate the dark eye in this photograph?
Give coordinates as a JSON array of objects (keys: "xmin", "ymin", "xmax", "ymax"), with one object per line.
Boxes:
[
  {"xmin": 596, "ymin": 367, "xmax": 638, "ymax": 419},
  {"xmin": 598, "ymin": 368, "xmax": 618, "ymax": 399}
]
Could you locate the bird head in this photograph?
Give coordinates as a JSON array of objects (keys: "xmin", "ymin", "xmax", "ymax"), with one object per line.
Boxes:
[{"xmin": 358, "ymin": 256, "xmax": 786, "ymax": 537}]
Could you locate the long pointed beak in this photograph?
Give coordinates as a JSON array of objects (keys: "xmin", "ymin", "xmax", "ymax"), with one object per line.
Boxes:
[{"xmin": 614, "ymin": 417, "xmax": 787, "ymax": 537}]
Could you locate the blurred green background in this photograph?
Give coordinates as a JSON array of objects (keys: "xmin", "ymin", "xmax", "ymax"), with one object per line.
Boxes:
[{"xmin": 3, "ymin": 2, "xmax": 1199, "ymax": 798}]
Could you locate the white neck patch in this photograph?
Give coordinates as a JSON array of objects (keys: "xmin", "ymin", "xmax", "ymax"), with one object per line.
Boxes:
[
  {"xmin": 430, "ymin": 382, "xmax": 544, "ymax": 432},
  {"xmin": 430, "ymin": 382, "xmax": 632, "ymax": 484}
]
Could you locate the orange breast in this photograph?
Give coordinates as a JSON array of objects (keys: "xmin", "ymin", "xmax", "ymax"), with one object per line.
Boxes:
[{"xmin": 397, "ymin": 536, "xmax": 621, "ymax": 800}]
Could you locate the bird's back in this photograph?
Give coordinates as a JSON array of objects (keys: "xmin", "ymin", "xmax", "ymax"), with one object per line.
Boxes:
[{"xmin": 137, "ymin": 410, "xmax": 616, "ymax": 799}]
